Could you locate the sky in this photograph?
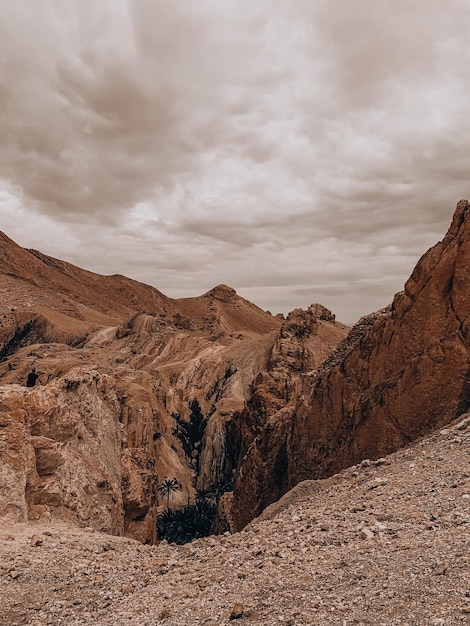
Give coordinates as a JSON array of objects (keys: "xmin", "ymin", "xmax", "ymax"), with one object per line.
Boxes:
[{"xmin": 0, "ymin": 1, "xmax": 469, "ymax": 323}]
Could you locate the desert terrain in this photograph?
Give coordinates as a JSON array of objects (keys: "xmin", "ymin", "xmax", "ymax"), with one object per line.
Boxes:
[
  {"xmin": 1, "ymin": 200, "xmax": 470, "ymax": 625},
  {"xmin": 1, "ymin": 412, "xmax": 469, "ymax": 625}
]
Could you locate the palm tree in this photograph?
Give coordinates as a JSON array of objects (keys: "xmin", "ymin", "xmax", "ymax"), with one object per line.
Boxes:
[
  {"xmin": 158, "ymin": 477, "xmax": 181, "ymax": 510},
  {"xmin": 157, "ymin": 500, "xmax": 217, "ymax": 544}
]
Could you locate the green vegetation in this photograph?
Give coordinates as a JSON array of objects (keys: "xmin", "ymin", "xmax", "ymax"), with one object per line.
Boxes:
[
  {"xmin": 157, "ymin": 499, "xmax": 217, "ymax": 545},
  {"xmin": 157, "ymin": 477, "xmax": 181, "ymax": 510},
  {"xmin": 159, "ymin": 400, "xmax": 233, "ymax": 544},
  {"xmin": 197, "ymin": 477, "xmax": 233, "ymax": 503},
  {"xmin": 172, "ymin": 399, "xmax": 206, "ymax": 468}
]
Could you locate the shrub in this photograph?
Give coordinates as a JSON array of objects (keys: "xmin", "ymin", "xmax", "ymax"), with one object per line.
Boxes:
[{"xmin": 157, "ymin": 499, "xmax": 217, "ymax": 545}]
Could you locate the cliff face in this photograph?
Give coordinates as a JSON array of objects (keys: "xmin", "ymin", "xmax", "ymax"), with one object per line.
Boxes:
[
  {"xmin": 0, "ymin": 233, "xmax": 348, "ymax": 542},
  {"xmin": 229, "ymin": 305, "xmax": 348, "ymax": 529},
  {"xmin": 230, "ymin": 199, "xmax": 470, "ymax": 528},
  {"xmin": 289, "ymin": 199, "xmax": 470, "ymax": 481},
  {"xmin": 0, "ymin": 316, "xmax": 276, "ymax": 543},
  {"xmin": 0, "ymin": 374, "xmax": 126, "ymax": 534}
]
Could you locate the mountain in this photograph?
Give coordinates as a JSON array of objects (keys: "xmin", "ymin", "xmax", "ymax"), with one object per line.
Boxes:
[
  {"xmin": 0, "ymin": 231, "xmax": 347, "ymax": 542},
  {"xmin": 231, "ymin": 199, "xmax": 470, "ymax": 528},
  {"xmin": 1, "ymin": 199, "xmax": 469, "ymax": 541}
]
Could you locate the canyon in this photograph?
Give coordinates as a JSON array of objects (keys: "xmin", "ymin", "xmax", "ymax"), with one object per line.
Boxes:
[
  {"xmin": 1, "ymin": 199, "xmax": 469, "ymax": 544},
  {"xmin": 0, "ymin": 228, "xmax": 347, "ymax": 543}
]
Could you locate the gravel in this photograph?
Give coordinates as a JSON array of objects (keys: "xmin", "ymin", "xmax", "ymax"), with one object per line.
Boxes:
[{"xmin": 1, "ymin": 414, "xmax": 469, "ymax": 626}]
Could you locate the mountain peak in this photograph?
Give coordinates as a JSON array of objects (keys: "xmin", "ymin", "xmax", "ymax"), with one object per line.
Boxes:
[
  {"xmin": 448, "ymin": 198, "xmax": 469, "ymax": 237},
  {"xmin": 203, "ymin": 284, "xmax": 238, "ymax": 301}
]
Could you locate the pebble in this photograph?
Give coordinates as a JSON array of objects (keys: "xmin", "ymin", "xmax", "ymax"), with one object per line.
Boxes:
[
  {"xmin": 360, "ymin": 527, "xmax": 375, "ymax": 540},
  {"xmin": 229, "ymin": 603, "xmax": 244, "ymax": 620},
  {"xmin": 30, "ymin": 534, "xmax": 43, "ymax": 547}
]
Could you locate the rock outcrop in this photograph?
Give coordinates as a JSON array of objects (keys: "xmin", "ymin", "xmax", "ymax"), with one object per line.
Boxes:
[
  {"xmin": 229, "ymin": 305, "xmax": 348, "ymax": 529},
  {"xmin": 289, "ymin": 199, "xmax": 470, "ymax": 480},
  {"xmin": 0, "ymin": 231, "xmax": 348, "ymax": 542},
  {"xmin": 231, "ymin": 199, "xmax": 470, "ymax": 528}
]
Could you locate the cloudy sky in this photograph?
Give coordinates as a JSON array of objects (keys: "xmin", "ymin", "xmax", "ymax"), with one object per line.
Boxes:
[{"xmin": 1, "ymin": 0, "xmax": 469, "ymax": 323}]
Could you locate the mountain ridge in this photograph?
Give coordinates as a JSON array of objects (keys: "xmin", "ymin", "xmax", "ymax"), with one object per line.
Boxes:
[{"xmin": 0, "ymin": 228, "xmax": 347, "ymax": 542}]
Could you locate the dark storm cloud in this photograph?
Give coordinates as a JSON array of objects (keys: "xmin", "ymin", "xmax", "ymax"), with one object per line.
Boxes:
[{"xmin": 1, "ymin": 1, "xmax": 469, "ymax": 321}]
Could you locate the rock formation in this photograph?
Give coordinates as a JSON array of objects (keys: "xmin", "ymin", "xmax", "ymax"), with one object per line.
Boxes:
[
  {"xmin": 231, "ymin": 199, "xmax": 470, "ymax": 528},
  {"xmin": 229, "ymin": 305, "xmax": 348, "ymax": 527},
  {"xmin": 2, "ymin": 199, "xmax": 468, "ymax": 540},
  {"xmin": 0, "ymin": 230, "xmax": 348, "ymax": 542}
]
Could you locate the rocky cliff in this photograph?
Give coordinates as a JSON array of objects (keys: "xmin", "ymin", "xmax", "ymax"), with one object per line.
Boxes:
[
  {"xmin": 231, "ymin": 199, "xmax": 470, "ymax": 528},
  {"xmin": 0, "ymin": 232, "xmax": 348, "ymax": 542},
  {"xmin": 229, "ymin": 305, "xmax": 347, "ymax": 527}
]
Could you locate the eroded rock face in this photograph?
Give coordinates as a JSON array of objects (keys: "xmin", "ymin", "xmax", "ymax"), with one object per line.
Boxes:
[
  {"xmin": 0, "ymin": 232, "xmax": 348, "ymax": 542},
  {"xmin": 289, "ymin": 199, "xmax": 470, "ymax": 482},
  {"xmin": 0, "ymin": 374, "xmax": 124, "ymax": 534},
  {"xmin": 230, "ymin": 307, "xmax": 348, "ymax": 529},
  {"xmin": 230, "ymin": 200, "xmax": 470, "ymax": 528}
]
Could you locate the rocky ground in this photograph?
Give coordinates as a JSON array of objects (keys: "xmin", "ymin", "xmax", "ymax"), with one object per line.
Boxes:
[{"xmin": 1, "ymin": 413, "xmax": 469, "ymax": 626}]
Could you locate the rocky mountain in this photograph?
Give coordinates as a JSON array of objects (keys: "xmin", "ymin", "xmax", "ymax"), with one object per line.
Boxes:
[
  {"xmin": 232, "ymin": 199, "xmax": 470, "ymax": 528},
  {"xmin": 1, "ymin": 199, "xmax": 469, "ymax": 542},
  {"xmin": 0, "ymin": 230, "xmax": 348, "ymax": 542}
]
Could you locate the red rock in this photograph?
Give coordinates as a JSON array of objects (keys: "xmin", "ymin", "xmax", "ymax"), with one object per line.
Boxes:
[{"xmin": 231, "ymin": 200, "xmax": 470, "ymax": 528}]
